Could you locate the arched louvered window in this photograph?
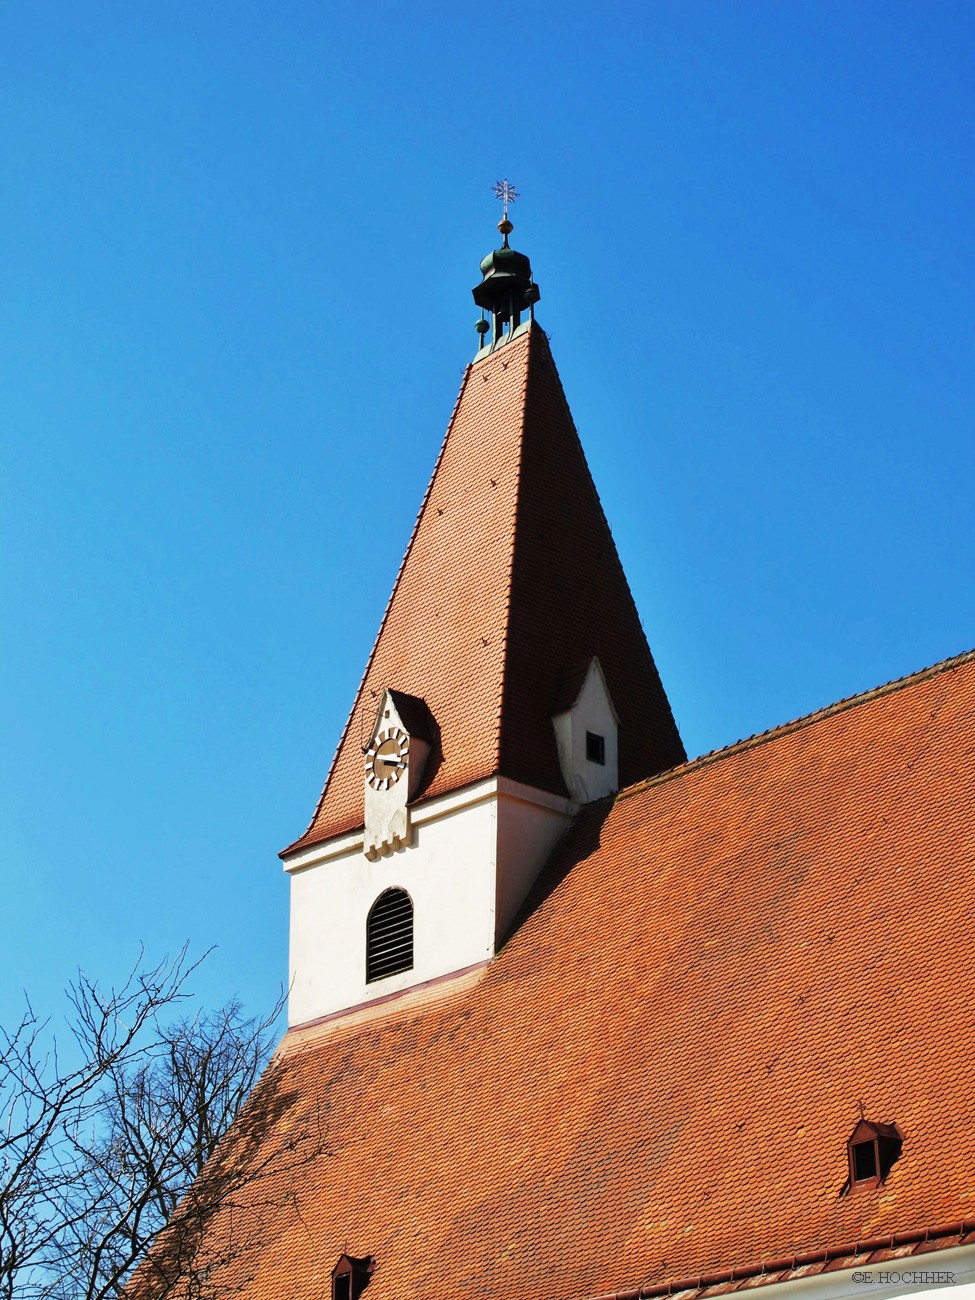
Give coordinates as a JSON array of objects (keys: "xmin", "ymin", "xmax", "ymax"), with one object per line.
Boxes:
[{"xmin": 366, "ymin": 888, "xmax": 414, "ymax": 983}]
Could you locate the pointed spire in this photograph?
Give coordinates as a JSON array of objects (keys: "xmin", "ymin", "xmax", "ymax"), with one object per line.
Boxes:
[
  {"xmin": 472, "ymin": 179, "xmax": 540, "ymax": 354},
  {"xmin": 284, "ymin": 322, "xmax": 684, "ymax": 856}
]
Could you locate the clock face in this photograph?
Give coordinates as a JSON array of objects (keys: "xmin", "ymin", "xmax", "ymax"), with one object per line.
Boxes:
[{"xmin": 365, "ymin": 727, "xmax": 409, "ymax": 790}]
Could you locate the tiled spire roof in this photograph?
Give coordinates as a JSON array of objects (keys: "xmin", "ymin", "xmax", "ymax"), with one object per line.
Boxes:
[{"xmin": 285, "ymin": 324, "xmax": 684, "ymax": 855}]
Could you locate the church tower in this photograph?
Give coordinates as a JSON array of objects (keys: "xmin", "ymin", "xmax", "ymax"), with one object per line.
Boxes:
[{"xmin": 281, "ymin": 200, "xmax": 685, "ymax": 1027}]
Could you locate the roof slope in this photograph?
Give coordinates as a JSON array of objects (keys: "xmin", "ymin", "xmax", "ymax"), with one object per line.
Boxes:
[
  {"xmin": 137, "ymin": 651, "xmax": 975, "ymax": 1297},
  {"xmin": 286, "ymin": 325, "xmax": 683, "ymax": 853}
]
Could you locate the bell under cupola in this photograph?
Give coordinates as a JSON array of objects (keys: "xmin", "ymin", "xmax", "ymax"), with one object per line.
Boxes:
[{"xmin": 281, "ymin": 192, "xmax": 684, "ymax": 1028}]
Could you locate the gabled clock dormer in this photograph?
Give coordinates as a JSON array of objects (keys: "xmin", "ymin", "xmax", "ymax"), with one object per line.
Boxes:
[{"xmin": 363, "ymin": 688, "xmax": 434, "ymax": 859}]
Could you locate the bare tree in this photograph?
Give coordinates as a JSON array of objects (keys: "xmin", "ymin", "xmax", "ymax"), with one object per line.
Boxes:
[{"xmin": 0, "ymin": 949, "xmax": 297, "ymax": 1300}]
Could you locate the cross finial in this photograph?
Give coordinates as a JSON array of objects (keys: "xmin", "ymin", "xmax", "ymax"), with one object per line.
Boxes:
[{"xmin": 492, "ymin": 178, "xmax": 519, "ymax": 220}]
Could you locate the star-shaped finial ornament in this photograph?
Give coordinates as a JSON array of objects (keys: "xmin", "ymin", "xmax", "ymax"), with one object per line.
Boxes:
[{"xmin": 492, "ymin": 178, "xmax": 520, "ymax": 220}]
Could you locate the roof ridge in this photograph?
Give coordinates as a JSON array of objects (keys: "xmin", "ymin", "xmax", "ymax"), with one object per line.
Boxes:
[
  {"xmin": 619, "ymin": 645, "xmax": 975, "ymax": 802},
  {"xmin": 281, "ymin": 358, "xmax": 479, "ymax": 857},
  {"xmin": 493, "ymin": 327, "xmax": 537, "ymax": 770},
  {"xmin": 496, "ymin": 327, "xmax": 684, "ymax": 788},
  {"xmin": 529, "ymin": 330, "xmax": 669, "ymax": 690}
]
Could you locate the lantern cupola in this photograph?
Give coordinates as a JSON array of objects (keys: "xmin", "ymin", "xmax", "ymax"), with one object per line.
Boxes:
[{"xmin": 472, "ymin": 179, "xmax": 540, "ymax": 352}]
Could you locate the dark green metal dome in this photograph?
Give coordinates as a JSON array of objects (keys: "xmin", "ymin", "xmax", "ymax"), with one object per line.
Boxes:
[{"xmin": 472, "ymin": 219, "xmax": 540, "ymax": 353}]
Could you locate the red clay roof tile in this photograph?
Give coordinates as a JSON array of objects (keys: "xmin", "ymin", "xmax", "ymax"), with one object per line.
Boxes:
[{"xmin": 133, "ymin": 650, "xmax": 975, "ymax": 1298}]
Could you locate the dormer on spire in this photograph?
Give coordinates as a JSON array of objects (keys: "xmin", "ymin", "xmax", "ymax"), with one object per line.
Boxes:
[
  {"xmin": 473, "ymin": 179, "xmax": 540, "ymax": 354},
  {"xmin": 362, "ymin": 688, "xmax": 435, "ymax": 860}
]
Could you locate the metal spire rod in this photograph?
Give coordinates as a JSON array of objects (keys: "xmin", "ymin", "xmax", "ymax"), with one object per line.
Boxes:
[{"xmin": 492, "ymin": 178, "xmax": 519, "ymax": 220}]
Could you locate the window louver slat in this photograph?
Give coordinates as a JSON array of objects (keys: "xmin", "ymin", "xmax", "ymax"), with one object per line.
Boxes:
[
  {"xmin": 369, "ymin": 925, "xmax": 413, "ymax": 946},
  {"xmin": 371, "ymin": 914, "xmax": 412, "ymax": 933},
  {"xmin": 370, "ymin": 926, "xmax": 412, "ymax": 943},
  {"xmin": 370, "ymin": 937, "xmax": 412, "ymax": 957},
  {"xmin": 369, "ymin": 944, "xmax": 413, "ymax": 964},
  {"xmin": 366, "ymin": 888, "xmax": 414, "ymax": 983}
]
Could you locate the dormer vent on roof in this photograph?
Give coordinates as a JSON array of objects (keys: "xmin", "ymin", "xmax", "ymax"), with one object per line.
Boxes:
[
  {"xmin": 472, "ymin": 179, "xmax": 540, "ymax": 355},
  {"xmin": 843, "ymin": 1118, "xmax": 903, "ymax": 1192},
  {"xmin": 331, "ymin": 1253, "xmax": 375, "ymax": 1300},
  {"xmin": 552, "ymin": 657, "xmax": 620, "ymax": 804}
]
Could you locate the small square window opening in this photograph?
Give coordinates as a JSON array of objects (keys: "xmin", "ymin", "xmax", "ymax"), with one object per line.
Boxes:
[{"xmin": 586, "ymin": 732, "xmax": 606, "ymax": 765}]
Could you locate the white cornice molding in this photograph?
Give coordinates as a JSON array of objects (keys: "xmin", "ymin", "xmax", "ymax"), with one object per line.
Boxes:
[{"xmin": 282, "ymin": 776, "xmax": 578, "ymax": 874}]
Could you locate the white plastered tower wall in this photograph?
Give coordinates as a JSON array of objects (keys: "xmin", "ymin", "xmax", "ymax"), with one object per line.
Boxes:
[
  {"xmin": 284, "ymin": 775, "xmax": 576, "ymax": 1027},
  {"xmin": 283, "ymin": 665, "xmax": 619, "ymax": 1028}
]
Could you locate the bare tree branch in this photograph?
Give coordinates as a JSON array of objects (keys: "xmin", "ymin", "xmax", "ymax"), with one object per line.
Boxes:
[{"xmin": 0, "ymin": 950, "xmax": 314, "ymax": 1300}]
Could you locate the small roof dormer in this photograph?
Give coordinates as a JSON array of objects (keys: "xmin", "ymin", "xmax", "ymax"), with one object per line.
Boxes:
[
  {"xmin": 331, "ymin": 1254, "xmax": 375, "ymax": 1300},
  {"xmin": 845, "ymin": 1118, "xmax": 903, "ymax": 1191},
  {"xmin": 552, "ymin": 657, "xmax": 620, "ymax": 805}
]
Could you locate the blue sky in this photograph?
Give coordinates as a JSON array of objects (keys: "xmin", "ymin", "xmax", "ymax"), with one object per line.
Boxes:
[{"xmin": 2, "ymin": 1, "xmax": 972, "ymax": 1034}]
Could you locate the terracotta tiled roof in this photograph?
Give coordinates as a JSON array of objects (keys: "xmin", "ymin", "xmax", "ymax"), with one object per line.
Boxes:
[
  {"xmin": 133, "ymin": 649, "xmax": 975, "ymax": 1298},
  {"xmin": 284, "ymin": 326, "xmax": 684, "ymax": 854}
]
